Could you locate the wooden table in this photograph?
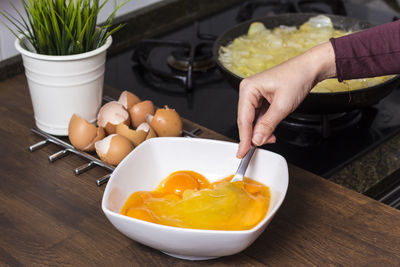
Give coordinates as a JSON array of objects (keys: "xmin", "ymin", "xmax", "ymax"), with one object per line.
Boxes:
[{"xmin": 1, "ymin": 74, "xmax": 400, "ymax": 266}]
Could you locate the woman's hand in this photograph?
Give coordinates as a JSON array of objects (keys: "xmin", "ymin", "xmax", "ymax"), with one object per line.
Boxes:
[{"xmin": 236, "ymin": 42, "xmax": 336, "ymax": 158}]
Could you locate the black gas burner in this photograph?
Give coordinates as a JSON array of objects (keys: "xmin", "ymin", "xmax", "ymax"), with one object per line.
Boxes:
[
  {"xmin": 167, "ymin": 43, "xmax": 215, "ymax": 72},
  {"xmin": 236, "ymin": 0, "xmax": 346, "ymax": 22},
  {"xmin": 136, "ymin": 66, "xmax": 221, "ymax": 98},
  {"xmin": 276, "ymin": 110, "xmax": 363, "ymax": 146},
  {"xmin": 131, "ymin": 23, "xmax": 219, "ymax": 93}
]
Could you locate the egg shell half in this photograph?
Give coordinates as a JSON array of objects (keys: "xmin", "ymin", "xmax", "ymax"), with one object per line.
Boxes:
[
  {"xmin": 150, "ymin": 107, "xmax": 183, "ymax": 137},
  {"xmin": 116, "ymin": 123, "xmax": 147, "ymax": 147},
  {"xmin": 118, "ymin": 90, "xmax": 141, "ymax": 110},
  {"xmin": 95, "ymin": 134, "xmax": 134, "ymax": 166},
  {"xmin": 97, "ymin": 101, "xmax": 130, "ymax": 135},
  {"xmin": 68, "ymin": 114, "xmax": 105, "ymax": 151},
  {"xmin": 129, "ymin": 100, "xmax": 155, "ymax": 128}
]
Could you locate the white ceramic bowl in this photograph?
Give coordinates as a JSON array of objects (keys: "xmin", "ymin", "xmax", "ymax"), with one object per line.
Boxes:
[{"xmin": 102, "ymin": 137, "xmax": 288, "ymax": 260}]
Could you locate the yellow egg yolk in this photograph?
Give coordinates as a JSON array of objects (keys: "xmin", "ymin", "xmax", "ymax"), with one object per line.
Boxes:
[
  {"xmin": 157, "ymin": 171, "xmax": 210, "ymax": 196},
  {"xmin": 120, "ymin": 171, "xmax": 270, "ymax": 230}
]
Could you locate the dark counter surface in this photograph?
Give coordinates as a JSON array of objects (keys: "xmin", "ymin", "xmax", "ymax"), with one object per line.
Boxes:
[
  {"xmin": 330, "ymin": 132, "xmax": 400, "ymax": 193},
  {"xmin": 1, "ymin": 74, "xmax": 400, "ymax": 265}
]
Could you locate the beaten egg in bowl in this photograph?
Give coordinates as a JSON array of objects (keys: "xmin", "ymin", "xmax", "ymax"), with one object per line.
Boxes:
[
  {"xmin": 120, "ymin": 170, "xmax": 271, "ymax": 231},
  {"xmin": 102, "ymin": 137, "xmax": 289, "ymax": 260}
]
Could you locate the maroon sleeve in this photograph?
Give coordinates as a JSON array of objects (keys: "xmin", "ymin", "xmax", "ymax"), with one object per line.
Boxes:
[{"xmin": 329, "ymin": 20, "xmax": 400, "ymax": 82}]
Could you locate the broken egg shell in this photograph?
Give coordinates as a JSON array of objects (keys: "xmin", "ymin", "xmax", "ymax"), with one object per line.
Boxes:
[
  {"xmin": 136, "ymin": 122, "xmax": 158, "ymax": 141},
  {"xmin": 146, "ymin": 125, "xmax": 157, "ymax": 140},
  {"xmin": 149, "ymin": 107, "xmax": 183, "ymax": 137},
  {"xmin": 103, "ymin": 120, "xmax": 130, "ymax": 136},
  {"xmin": 118, "ymin": 90, "xmax": 141, "ymax": 110},
  {"xmin": 95, "ymin": 134, "xmax": 134, "ymax": 166},
  {"xmin": 68, "ymin": 114, "xmax": 104, "ymax": 152},
  {"xmin": 129, "ymin": 100, "xmax": 155, "ymax": 128},
  {"xmin": 83, "ymin": 126, "xmax": 106, "ymax": 151},
  {"xmin": 97, "ymin": 101, "xmax": 130, "ymax": 135},
  {"xmin": 116, "ymin": 123, "xmax": 147, "ymax": 147}
]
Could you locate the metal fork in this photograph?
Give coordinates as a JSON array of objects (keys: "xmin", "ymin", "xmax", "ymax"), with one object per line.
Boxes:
[{"xmin": 230, "ymin": 145, "xmax": 256, "ymax": 182}]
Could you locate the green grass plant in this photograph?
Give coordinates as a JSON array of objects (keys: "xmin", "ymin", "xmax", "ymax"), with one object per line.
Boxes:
[{"xmin": 0, "ymin": 0, "xmax": 129, "ymax": 55}]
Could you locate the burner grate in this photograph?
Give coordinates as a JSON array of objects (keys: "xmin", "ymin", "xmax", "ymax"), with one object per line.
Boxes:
[
  {"xmin": 276, "ymin": 110, "xmax": 363, "ymax": 146},
  {"xmin": 131, "ymin": 23, "xmax": 220, "ymax": 93}
]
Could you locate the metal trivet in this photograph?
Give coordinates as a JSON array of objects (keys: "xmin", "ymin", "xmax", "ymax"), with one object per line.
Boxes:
[{"xmin": 29, "ymin": 96, "xmax": 202, "ymax": 186}]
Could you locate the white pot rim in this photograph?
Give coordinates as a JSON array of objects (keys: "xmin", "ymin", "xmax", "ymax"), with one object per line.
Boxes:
[{"xmin": 15, "ymin": 34, "xmax": 112, "ymax": 61}]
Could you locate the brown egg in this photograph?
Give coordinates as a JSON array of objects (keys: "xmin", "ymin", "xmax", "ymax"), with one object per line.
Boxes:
[
  {"xmin": 149, "ymin": 106, "xmax": 183, "ymax": 137},
  {"xmin": 118, "ymin": 90, "xmax": 141, "ymax": 110},
  {"xmin": 94, "ymin": 134, "xmax": 134, "ymax": 166},
  {"xmin": 97, "ymin": 101, "xmax": 130, "ymax": 135},
  {"xmin": 129, "ymin": 100, "xmax": 155, "ymax": 128},
  {"xmin": 116, "ymin": 123, "xmax": 147, "ymax": 147},
  {"xmin": 68, "ymin": 114, "xmax": 106, "ymax": 151}
]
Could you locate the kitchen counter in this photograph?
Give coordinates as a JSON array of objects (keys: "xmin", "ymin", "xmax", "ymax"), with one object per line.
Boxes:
[
  {"xmin": 1, "ymin": 74, "xmax": 400, "ymax": 265},
  {"xmin": 329, "ymin": 131, "xmax": 400, "ymax": 193}
]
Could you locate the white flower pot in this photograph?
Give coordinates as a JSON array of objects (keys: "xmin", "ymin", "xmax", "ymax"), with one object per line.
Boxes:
[{"xmin": 15, "ymin": 35, "xmax": 112, "ymax": 136}]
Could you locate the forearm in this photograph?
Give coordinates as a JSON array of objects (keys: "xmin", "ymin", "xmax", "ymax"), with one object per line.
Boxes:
[
  {"xmin": 307, "ymin": 41, "xmax": 337, "ymax": 85},
  {"xmin": 330, "ymin": 20, "xmax": 400, "ymax": 81}
]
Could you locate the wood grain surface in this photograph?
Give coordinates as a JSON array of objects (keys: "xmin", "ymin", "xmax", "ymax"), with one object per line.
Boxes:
[{"xmin": 1, "ymin": 74, "xmax": 400, "ymax": 266}]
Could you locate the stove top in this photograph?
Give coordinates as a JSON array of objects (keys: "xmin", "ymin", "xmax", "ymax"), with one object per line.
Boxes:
[{"xmin": 105, "ymin": 0, "xmax": 400, "ymax": 179}]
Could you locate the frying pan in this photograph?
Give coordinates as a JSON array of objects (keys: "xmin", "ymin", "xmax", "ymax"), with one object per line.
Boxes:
[{"xmin": 213, "ymin": 13, "xmax": 400, "ymax": 114}]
